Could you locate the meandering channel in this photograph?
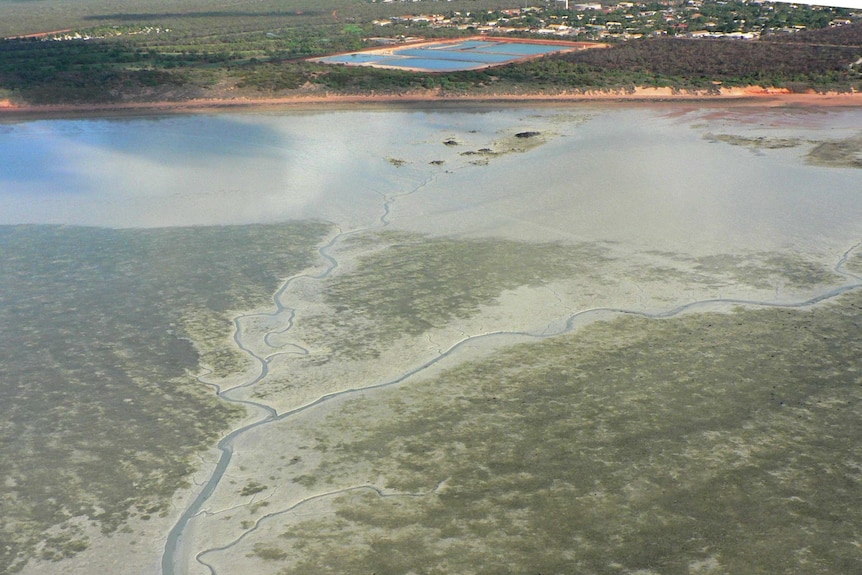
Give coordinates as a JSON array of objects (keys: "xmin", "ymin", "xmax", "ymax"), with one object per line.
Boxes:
[
  {"xmin": 161, "ymin": 170, "xmax": 441, "ymax": 574},
  {"xmin": 161, "ymin": 167, "xmax": 862, "ymax": 575}
]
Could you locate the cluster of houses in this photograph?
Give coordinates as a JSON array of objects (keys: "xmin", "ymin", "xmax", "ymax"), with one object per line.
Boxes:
[
  {"xmin": 43, "ymin": 26, "xmax": 169, "ymax": 42},
  {"xmin": 370, "ymin": 0, "xmax": 858, "ymax": 41}
]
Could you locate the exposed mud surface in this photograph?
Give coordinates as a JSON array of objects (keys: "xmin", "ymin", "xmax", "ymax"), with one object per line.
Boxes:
[
  {"xmin": 704, "ymin": 132, "xmax": 803, "ymax": 149},
  {"xmin": 806, "ymin": 134, "xmax": 862, "ymax": 169},
  {"xmin": 704, "ymin": 131, "xmax": 862, "ymax": 169},
  {"xmin": 204, "ymin": 291, "xmax": 862, "ymax": 575},
  {"xmin": 295, "ymin": 232, "xmax": 610, "ymax": 361},
  {"xmin": 4, "ymin": 106, "xmax": 862, "ymax": 575}
]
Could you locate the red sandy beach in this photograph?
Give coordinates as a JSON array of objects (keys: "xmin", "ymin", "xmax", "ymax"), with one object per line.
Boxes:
[{"xmin": 1, "ymin": 86, "xmax": 861, "ymax": 118}]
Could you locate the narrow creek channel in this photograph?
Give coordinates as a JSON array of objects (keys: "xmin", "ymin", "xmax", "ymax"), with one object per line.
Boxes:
[
  {"xmin": 160, "ymin": 177, "xmax": 862, "ymax": 575},
  {"xmin": 161, "ymin": 171, "xmax": 440, "ymax": 574}
]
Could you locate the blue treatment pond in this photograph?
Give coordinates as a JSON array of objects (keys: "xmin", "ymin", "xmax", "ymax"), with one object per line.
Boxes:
[{"xmin": 314, "ymin": 38, "xmax": 583, "ymax": 72}]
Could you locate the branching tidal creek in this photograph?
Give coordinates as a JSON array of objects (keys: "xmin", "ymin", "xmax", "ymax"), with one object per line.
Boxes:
[{"xmin": 160, "ymin": 166, "xmax": 862, "ymax": 575}]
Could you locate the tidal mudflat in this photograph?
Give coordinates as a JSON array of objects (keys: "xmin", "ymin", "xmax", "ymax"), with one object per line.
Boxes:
[{"xmin": 1, "ymin": 105, "xmax": 862, "ymax": 575}]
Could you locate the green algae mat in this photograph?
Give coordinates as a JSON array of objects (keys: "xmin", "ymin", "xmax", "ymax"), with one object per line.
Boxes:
[
  {"xmin": 225, "ymin": 292, "xmax": 862, "ymax": 575},
  {"xmin": 0, "ymin": 222, "xmax": 329, "ymax": 572}
]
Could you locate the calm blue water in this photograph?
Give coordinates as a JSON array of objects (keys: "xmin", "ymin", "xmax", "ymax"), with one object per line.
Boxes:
[
  {"xmin": 318, "ymin": 53, "xmax": 393, "ymax": 65},
  {"xmin": 380, "ymin": 58, "xmax": 487, "ymax": 71},
  {"xmin": 316, "ymin": 40, "xmax": 575, "ymax": 72},
  {"xmin": 435, "ymin": 40, "xmax": 490, "ymax": 51},
  {"xmin": 475, "ymin": 43, "xmax": 565, "ymax": 56},
  {"xmin": 396, "ymin": 48, "xmax": 514, "ymax": 64}
]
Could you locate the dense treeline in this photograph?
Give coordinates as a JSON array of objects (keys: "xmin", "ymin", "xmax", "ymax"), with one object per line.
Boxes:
[
  {"xmin": 555, "ymin": 36, "xmax": 862, "ymax": 91},
  {"xmin": 0, "ymin": 38, "xmax": 196, "ymax": 103}
]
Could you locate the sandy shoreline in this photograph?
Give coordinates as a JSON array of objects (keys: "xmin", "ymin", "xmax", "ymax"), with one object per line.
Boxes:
[{"xmin": 1, "ymin": 87, "xmax": 860, "ymax": 119}]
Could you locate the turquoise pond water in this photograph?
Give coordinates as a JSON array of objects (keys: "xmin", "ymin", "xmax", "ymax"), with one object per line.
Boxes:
[
  {"xmin": 379, "ymin": 57, "xmax": 484, "ymax": 71},
  {"xmin": 315, "ymin": 39, "xmax": 576, "ymax": 72}
]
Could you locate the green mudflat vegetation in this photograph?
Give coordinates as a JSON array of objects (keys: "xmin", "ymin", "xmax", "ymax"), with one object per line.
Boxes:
[
  {"xmin": 294, "ymin": 232, "xmax": 612, "ymax": 361},
  {"xmin": 0, "ymin": 222, "xmax": 329, "ymax": 573},
  {"xmin": 288, "ymin": 230, "xmax": 837, "ymax": 365},
  {"xmin": 0, "ymin": 0, "xmax": 860, "ymax": 105},
  {"xmin": 806, "ymin": 134, "xmax": 862, "ymax": 169},
  {"xmin": 704, "ymin": 131, "xmax": 862, "ymax": 169},
  {"xmin": 252, "ymin": 226, "xmax": 842, "ymax": 407},
  {"xmin": 704, "ymin": 133, "xmax": 803, "ymax": 150},
  {"xmin": 0, "ymin": 221, "xmax": 838, "ymax": 574},
  {"xmin": 637, "ymin": 251, "xmax": 841, "ymax": 291},
  {"xmin": 236, "ymin": 290, "xmax": 862, "ymax": 575}
]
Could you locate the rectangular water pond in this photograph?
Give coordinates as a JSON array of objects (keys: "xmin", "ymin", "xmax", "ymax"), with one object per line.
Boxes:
[{"xmin": 312, "ymin": 37, "xmax": 598, "ymax": 72}]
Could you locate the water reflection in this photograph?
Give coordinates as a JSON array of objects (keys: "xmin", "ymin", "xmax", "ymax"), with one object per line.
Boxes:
[
  {"xmin": 1, "ymin": 106, "xmax": 861, "ymax": 256},
  {"xmin": 0, "ymin": 112, "xmax": 417, "ymax": 228}
]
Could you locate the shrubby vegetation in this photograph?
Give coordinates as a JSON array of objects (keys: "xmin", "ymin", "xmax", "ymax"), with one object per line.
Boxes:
[
  {"xmin": 0, "ymin": 0, "xmax": 860, "ymax": 104},
  {"xmin": 553, "ymin": 36, "xmax": 862, "ymax": 92},
  {"xmin": 769, "ymin": 14, "xmax": 862, "ymax": 45}
]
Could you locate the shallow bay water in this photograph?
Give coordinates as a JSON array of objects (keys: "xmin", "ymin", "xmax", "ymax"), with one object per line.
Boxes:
[
  {"xmin": 2, "ymin": 105, "xmax": 862, "ymax": 575},
  {"xmin": 3, "ymin": 107, "xmax": 862, "ymax": 254}
]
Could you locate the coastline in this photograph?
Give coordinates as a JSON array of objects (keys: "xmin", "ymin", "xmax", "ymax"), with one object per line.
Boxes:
[{"xmin": 1, "ymin": 86, "xmax": 861, "ymax": 119}]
